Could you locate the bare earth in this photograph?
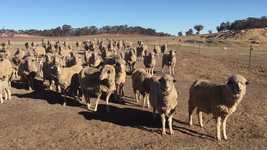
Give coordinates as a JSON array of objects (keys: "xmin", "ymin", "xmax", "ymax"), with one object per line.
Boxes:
[{"xmin": 0, "ymin": 35, "xmax": 266, "ymax": 150}]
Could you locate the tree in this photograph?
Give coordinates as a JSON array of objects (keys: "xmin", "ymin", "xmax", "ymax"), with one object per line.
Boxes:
[
  {"xmin": 186, "ymin": 28, "xmax": 194, "ymax": 36},
  {"xmin": 208, "ymin": 30, "xmax": 212, "ymax": 34},
  {"xmin": 178, "ymin": 31, "xmax": 183, "ymax": 36},
  {"xmin": 194, "ymin": 25, "xmax": 204, "ymax": 34},
  {"xmin": 62, "ymin": 24, "xmax": 72, "ymax": 36}
]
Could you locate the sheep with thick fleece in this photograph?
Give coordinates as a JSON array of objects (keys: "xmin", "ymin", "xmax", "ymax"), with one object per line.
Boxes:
[
  {"xmin": 80, "ymin": 65, "xmax": 116, "ymax": 112},
  {"xmin": 188, "ymin": 74, "xmax": 249, "ymax": 141},
  {"xmin": 55, "ymin": 62, "xmax": 83, "ymax": 106},
  {"xmin": 131, "ymin": 68, "xmax": 152, "ymax": 108},
  {"xmin": 149, "ymin": 74, "xmax": 178, "ymax": 135}
]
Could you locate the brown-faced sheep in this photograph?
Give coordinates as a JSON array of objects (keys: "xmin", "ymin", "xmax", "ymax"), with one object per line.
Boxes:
[
  {"xmin": 188, "ymin": 74, "xmax": 249, "ymax": 141},
  {"xmin": 114, "ymin": 59, "xmax": 127, "ymax": 101},
  {"xmin": 162, "ymin": 50, "xmax": 176, "ymax": 75},
  {"xmin": 149, "ymin": 74, "xmax": 178, "ymax": 135}
]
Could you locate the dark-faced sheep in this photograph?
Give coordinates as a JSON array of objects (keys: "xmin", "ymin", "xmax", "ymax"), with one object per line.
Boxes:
[
  {"xmin": 162, "ymin": 50, "xmax": 176, "ymax": 75},
  {"xmin": 149, "ymin": 74, "xmax": 178, "ymax": 135},
  {"xmin": 143, "ymin": 51, "xmax": 156, "ymax": 75},
  {"xmin": 188, "ymin": 74, "xmax": 249, "ymax": 141}
]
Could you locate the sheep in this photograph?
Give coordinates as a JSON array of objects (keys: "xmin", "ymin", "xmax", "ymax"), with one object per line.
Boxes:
[
  {"xmin": 136, "ymin": 44, "xmax": 147, "ymax": 61},
  {"xmin": 131, "ymin": 68, "xmax": 152, "ymax": 108},
  {"xmin": 11, "ymin": 48, "xmax": 25, "ymax": 78},
  {"xmin": 153, "ymin": 45, "xmax": 161, "ymax": 55},
  {"xmin": 87, "ymin": 52, "xmax": 102, "ymax": 68},
  {"xmin": 162, "ymin": 50, "xmax": 176, "ymax": 75},
  {"xmin": 143, "ymin": 51, "xmax": 156, "ymax": 75},
  {"xmin": 124, "ymin": 48, "xmax": 137, "ymax": 73},
  {"xmin": 161, "ymin": 44, "xmax": 168, "ymax": 54},
  {"xmin": 79, "ymin": 64, "xmax": 116, "ymax": 112},
  {"xmin": 0, "ymin": 76, "xmax": 11, "ymax": 104},
  {"xmin": 18, "ymin": 56, "xmax": 38, "ymax": 91},
  {"xmin": 0, "ymin": 58, "xmax": 14, "ymax": 85},
  {"xmin": 114, "ymin": 59, "xmax": 127, "ymax": 101},
  {"xmin": 54, "ymin": 62, "xmax": 83, "ymax": 106},
  {"xmin": 64, "ymin": 52, "xmax": 77, "ymax": 67},
  {"xmin": 149, "ymin": 74, "xmax": 178, "ymax": 135},
  {"xmin": 188, "ymin": 74, "xmax": 249, "ymax": 141}
]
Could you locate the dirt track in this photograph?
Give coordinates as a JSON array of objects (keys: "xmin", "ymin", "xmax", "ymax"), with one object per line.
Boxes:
[{"xmin": 0, "ymin": 36, "xmax": 267, "ymax": 150}]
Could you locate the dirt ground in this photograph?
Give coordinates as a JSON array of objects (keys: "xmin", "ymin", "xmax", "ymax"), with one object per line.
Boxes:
[{"xmin": 0, "ymin": 35, "xmax": 266, "ymax": 150}]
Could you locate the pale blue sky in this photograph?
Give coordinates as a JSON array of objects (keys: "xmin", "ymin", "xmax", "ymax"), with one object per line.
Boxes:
[{"xmin": 1, "ymin": 0, "xmax": 266, "ymax": 34}]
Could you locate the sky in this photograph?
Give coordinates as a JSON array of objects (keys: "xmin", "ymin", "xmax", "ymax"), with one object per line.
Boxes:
[{"xmin": 1, "ymin": 0, "xmax": 266, "ymax": 35}]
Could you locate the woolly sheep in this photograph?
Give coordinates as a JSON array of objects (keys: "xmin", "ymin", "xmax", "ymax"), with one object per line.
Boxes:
[
  {"xmin": 80, "ymin": 65, "xmax": 116, "ymax": 112},
  {"xmin": 188, "ymin": 74, "xmax": 249, "ymax": 141},
  {"xmin": 131, "ymin": 68, "xmax": 152, "ymax": 108},
  {"xmin": 149, "ymin": 74, "xmax": 178, "ymax": 135}
]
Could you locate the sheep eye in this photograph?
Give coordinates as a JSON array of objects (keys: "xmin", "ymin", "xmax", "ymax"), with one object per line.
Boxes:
[{"xmin": 107, "ymin": 70, "xmax": 111, "ymax": 74}]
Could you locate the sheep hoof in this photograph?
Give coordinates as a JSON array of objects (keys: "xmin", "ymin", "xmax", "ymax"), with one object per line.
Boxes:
[
  {"xmin": 162, "ymin": 131, "xmax": 167, "ymax": 136},
  {"xmin": 170, "ymin": 131, "xmax": 174, "ymax": 135}
]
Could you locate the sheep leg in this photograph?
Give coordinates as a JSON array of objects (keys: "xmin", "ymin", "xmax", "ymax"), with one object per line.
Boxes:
[
  {"xmin": 222, "ymin": 116, "xmax": 229, "ymax": 140},
  {"xmin": 62, "ymin": 90, "xmax": 67, "ymax": 107},
  {"xmin": 6, "ymin": 89, "xmax": 11, "ymax": 100},
  {"xmin": 0, "ymin": 92, "xmax": 3, "ymax": 104},
  {"xmin": 135, "ymin": 91, "xmax": 139, "ymax": 103},
  {"xmin": 188, "ymin": 104, "xmax": 196, "ymax": 126},
  {"xmin": 168, "ymin": 115, "xmax": 174, "ymax": 135},
  {"xmin": 216, "ymin": 117, "xmax": 222, "ymax": 141},
  {"xmin": 198, "ymin": 110, "xmax": 204, "ymax": 127},
  {"xmin": 94, "ymin": 94, "xmax": 102, "ymax": 112},
  {"xmin": 169, "ymin": 66, "xmax": 172, "ymax": 75},
  {"xmin": 161, "ymin": 114, "xmax": 166, "ymax": 135},
  {"xmin": 105, "ymin": 92, "xmax": 112, "ymax": 112},
  {"xmin": 3, "ymin": 89, "xmax": 8, "ymax": 101}
]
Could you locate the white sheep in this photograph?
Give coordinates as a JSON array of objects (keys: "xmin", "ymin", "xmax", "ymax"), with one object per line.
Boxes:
[
  {"xmin": 80, "ymin": 64, "xmax": 116, "ymax": 112},
  {"xmin": 149, "ymin": 74, "xmax": 178, "ymax": 135},
  {"xmin": 188, "ymin": 74, "xmax": 249, "ymax": 141}
]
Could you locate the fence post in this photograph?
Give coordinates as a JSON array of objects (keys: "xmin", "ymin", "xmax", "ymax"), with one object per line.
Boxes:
[{"xmin": 249, "ymin": 45, "xmax": 253, "ymax": 69}]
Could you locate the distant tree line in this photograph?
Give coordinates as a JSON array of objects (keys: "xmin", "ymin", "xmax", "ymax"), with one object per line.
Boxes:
[
  {"xmin": 216, "ymin": 16, "xmax": 267, "ymax": 32},
  {"xmin": 0, "ymin": 25, "xmax": 171, "ymax": 37}
]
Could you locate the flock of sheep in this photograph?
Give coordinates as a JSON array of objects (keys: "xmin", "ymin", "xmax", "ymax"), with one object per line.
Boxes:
[{"xmin": 0, "ymin": 39, "xmax": 249, "ymax": 141}]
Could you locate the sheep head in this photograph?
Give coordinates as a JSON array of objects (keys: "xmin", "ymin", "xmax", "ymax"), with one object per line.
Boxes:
[
  {"xmin": 159, "ymin": 74, "xmax": 176, "ymax": 94},
  {"xmin": 227, "ymin": 74, "xmax": 248, "ymax": 98},
  {"xmin": 99, "ymin": 65, "xmax": 116, "ymax": 81}
]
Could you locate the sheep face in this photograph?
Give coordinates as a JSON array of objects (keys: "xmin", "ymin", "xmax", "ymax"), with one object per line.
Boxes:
[
  {"xmin": 227, "ymin": 74, "xmax": 248, "ymax": 98},
  {"xmin": 100, "ymin": 65, "xmax": 115, "ymax": 81},
  {"xmin": 159, "ymin": 74, "xmax": 176, "ymax": 93},
  {"xmin": 169, "ymin": 50, "xmax": 176, "ymax": 57}
]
